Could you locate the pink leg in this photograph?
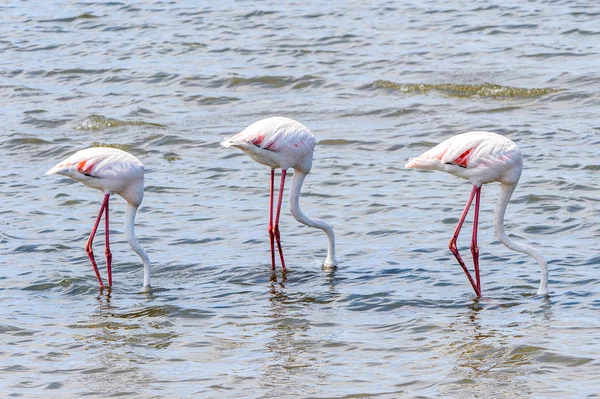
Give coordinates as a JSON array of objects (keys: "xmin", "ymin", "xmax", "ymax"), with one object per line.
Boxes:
[
  {"xmin": 471, "ymin": 186, "xmax": 482, "ymax": 293},
  {"xmin": 274, "ymin": 169, "xmax": 287, "ymax": 271},
  {"xmin": 85, "ymin": 194, "xmax": 110, "ymax": 288},
  {"xmin": 448, "ymin": 185, "xmax": 481, "ymax": 297},
  {"xmin": 104, "ymin": 195, "xmax": 112, "ymax": 287},
  {"xmin": 268, "ymin": 169, "xmax": 276, "ymax": 270}
]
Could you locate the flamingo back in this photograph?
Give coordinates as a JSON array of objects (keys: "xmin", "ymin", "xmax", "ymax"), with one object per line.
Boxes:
[
  {"xmin": 221, "ymin": 117, "xmax": 316, "ymax": 172},
  {"xmin": 405, "ymin": 131, "xmax": 523, "ymax": 185},
  {"xmin": 46, "ymin": 147, "xmax": 145, "ymax": 205}
]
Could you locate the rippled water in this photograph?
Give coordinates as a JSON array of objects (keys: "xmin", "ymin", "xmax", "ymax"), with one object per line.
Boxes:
[{"xmin": 1, "ymin": 1, "xmax": 599, "ymax": 398}]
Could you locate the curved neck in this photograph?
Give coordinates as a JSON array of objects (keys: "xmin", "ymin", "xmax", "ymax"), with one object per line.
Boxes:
[
  {"xmin": 125, "ymin": 203, "xmax": 151, "ymax": 289},
  {"xmin": 495, "ymin": 183, "xmax": 548, "ymax": 295},
  {"xmin": 288, "ymin": 169, "xmax": 338, "ymax": 268}
]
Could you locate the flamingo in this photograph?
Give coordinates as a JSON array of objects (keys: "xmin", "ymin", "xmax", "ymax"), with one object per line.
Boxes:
[
  {"xmin": 405, "ymin": 131, "xmax": 548, "ymax": 297},
  {"xmin": 46, "ymin": 147, "xmax": 151, "ymax": 289},
  {"xmin": 221, "ymin": 117, "xmax": 337, "ymax": 271}
]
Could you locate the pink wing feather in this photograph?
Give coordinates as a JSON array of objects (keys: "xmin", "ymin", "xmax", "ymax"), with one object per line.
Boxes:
[{"xmin": 405, "ymin": 131, "xmax": 522, "ymax": 185}]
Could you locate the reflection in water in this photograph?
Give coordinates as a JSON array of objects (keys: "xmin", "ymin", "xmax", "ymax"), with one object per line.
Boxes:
[
  {"xmin": 444, "ymin": 300, "xmax": 538, "ymax": 398},
  {"xmin": 537, "ymin": 296, "xmax": 553, "ymax": 323},
  {"xmin": 95, "ymin": 287, "xmax": 112, "ymax": 310},
  {"xmin": 449, "ymin": 301, "xmax": 493, "ymax": 371},
  {"xmin": 260, "ymin": 270, "xmax": 337, "ymax": 397},
  {"xmin": 262, "ymin": 271, "xmax": 305, "ymax": 396},
  {"xmin": 68, "ymin": 290, "xmax": 178, "ymax": 396},
  {"xmin": 270, "ymin": 269, "xmax": 286, "ymax": 288}
]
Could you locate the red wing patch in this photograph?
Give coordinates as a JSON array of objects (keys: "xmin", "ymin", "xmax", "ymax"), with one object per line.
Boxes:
[
  {"xmin": 77, "ymin": 159, "xmax": 95, "ymax": 175},
  {"xmin": 252, "ymin": 134, "xmax": 278, "ymax": 151},
  {"xmin": 77, "ymin": 160, "xmax": 87, "ymax": 172},
  {"xmin": 252, "ymin": 135, "xmax": 264, "ymax": 146},
  {"xmin": 453, "ymin": 148, "xmax": 473, "ymax": 168}
]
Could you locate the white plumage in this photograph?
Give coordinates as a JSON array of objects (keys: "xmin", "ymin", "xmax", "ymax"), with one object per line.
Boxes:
[
  {"xmin": 46, "ymin": 147, "xmax": 145, "ymax": 206},
  {"xmin": 46, "ymin": 147, "xmax": 151, "ymax": 289},
  {"xmin": 406, "ymin": 131, "xmax": 548, "ymax": 296},
  {"xmin": 405, "ymin": 131, "xmax": 522, "ymax": 186},
  {"xmin": 221, "ymin": 117, "xmax": 337, "ymax": 270},
  {"xmin": 221, "ymin": 116, "xmax": 316, "ymax": 173}
]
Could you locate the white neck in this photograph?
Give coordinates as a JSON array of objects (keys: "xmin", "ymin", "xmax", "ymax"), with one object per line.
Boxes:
[
  {"xmin": 494, "ymin": 183, "xmax": 548, "ymax": 295},
  {"xmin": 125, "ymin": 203, "xmax": 152, "ymax": 289},
  {"xmin": 288, "ymin": 169, "xmax": 338, "ymax": 268}
]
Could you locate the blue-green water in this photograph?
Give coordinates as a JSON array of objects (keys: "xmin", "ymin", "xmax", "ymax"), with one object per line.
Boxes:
[{"xmin": 1, "ymin": 1, "xmax": 599, "ymax": 398}]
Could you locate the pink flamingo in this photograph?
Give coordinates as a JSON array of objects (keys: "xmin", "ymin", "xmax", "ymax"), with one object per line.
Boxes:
[
  {"xmin": 46, "ymin": 147, "xmax": 151, "ymax": 289},
  {"xmin": 405, "ymin": 131, "xmax": 548, "ymax": 297},
  {"xmin": 221, "ymin": 117, "xmax": 338, "ymax": 271}
]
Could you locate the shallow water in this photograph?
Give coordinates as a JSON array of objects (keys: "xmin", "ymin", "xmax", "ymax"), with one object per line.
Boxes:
[{"xmin": 1, "ymin": 1, "xmax": 599, "ymax": 398}]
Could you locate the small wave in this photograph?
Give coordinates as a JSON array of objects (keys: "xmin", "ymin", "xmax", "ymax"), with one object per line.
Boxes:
[
  {"xmin": 184, "ymin": 95, "xmax": 240, "ymax": 105},
  {"xmin": 87, "ymin": 142, "xmax": 133, "ymax": 152},
  {"xmin": 145, "ymin": 185, "xmax": 186, "ymax": 193},
  {"xmin": 367, "ymin": 80, "xmax": 561, "ymax": 99},
  {"xmin": 209, "ymin": 75, "xmax": 325, "ymax": 90},
  {"xmin": 149, "ymin": 135, "xmax": 195, "ymax": 147},
  {"xmin": 168, "ymin": 237, "xmax": 223, "ymax": 246},
  {"xmin": 340, "ymin": 107, "xmax": 418, "ymax": 118},
  {"xmin": 561, "ymin": 29, "xmax": 600, "ymax": 36},
  {"xmin": 22, "ymin": 117, "xmax": 70, "ymax": 128},
  {"xmin": 467, "ymin": 106, "xmax": 521, "ymax": 114},
  {"xmin": 457, "ymin": 25, "xmax": 499, "ymax": 33},
  {"xmin": 515, "ymin": 194, "xmax": 562, "ymax": 204},
  {"xmin": 39, "ymin": 13, "xmax": 98, "ymax": 23},
  {"xmin": 1, "ymin": 136, "xmax": 52, "ymax": 150},
  {"xmin": 534, "ymin": 352, "xmax": 593, "ymax": 367},
  {"xmin": 241, "ymin": 10, "xmax": 278, "ymax": 18},
  {"xmin": 521, "ymin": 52, "xmax": 588, "ymax": 58},
  {"xmin": 66, "ymin": 305, "xmax": 215, "ymax": 320},
  {"xmin": 74, "ymin": 115, "xmax": 166, "ymax": 131},
  {"xmin": 302, "ymin": 13, "xmax": 325, "ymax": 19},
  {"xmin": 22, "ymin": 277, "xmax": 93, "ymax": 295},
  {"xmin": 407, "ymin": 140, "xmax": 437, "ymax": 148},
  {"xmin": 318, "ymin": 139, "xmax": 364, "ymax": 146},
  {"xmin": 45, "ymin": 68, "xmax": 112, "ymax": 76},
  {"xmin": 316, "ymin": 34, "xmax": 360, "ymax": 46},
  {"xmin": 13, "ymin": 244, "xmax": 60, "ymax": 253},
  {"xmin": 0, "ymin": 324, "xmax": 33, "ymax": 335}
]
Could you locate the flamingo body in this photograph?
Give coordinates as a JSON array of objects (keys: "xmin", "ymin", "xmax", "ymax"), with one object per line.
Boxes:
[
  {"xmin": 46, "ymin": 147, "xmax": 151, "ymax": 289},
  {"xmin": 46, "ymin": 147, "xmax": 145, "ymax": 206},
  {"xmin": 405, "ymin": 131, "xmax": 522, "ymax": 186},
  {"xmin": 405, "ymin": 131, "xmax": 548, "ymax": 296},
  {"xmin": 221, "ymin": 117, "xmax": 337, "ymax": 269},
  {"xmin": 221, "ymin": 117, "xmax": 316, "ymax": 173}
]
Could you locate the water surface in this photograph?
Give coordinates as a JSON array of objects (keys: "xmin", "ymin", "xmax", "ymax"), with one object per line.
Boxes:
[{"xmin": 1, "ymin": 1, "xmax": 599, "ymax": 398}]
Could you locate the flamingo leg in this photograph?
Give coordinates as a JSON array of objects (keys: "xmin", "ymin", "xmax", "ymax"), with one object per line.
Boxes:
[
  {"xmin": 85, "ymin": 193, "xmax": 111, "ymax": 288},
  {"xmin": 104, "ymin": 195, "xmax": 113, "ymax": 287},
  {"xmin": 273, "ymin": 169, "xmax": 287, "ymax": 271},
  {"xmin": 471, "ymin": 186, "xmax": 482, "ymax": 293},
  {"xmin": 448, "ymin": 185, "xmax": 481, "ymax": 297},
  {"xmin": 268, "ymin": 169, "xmax": 276, "ymax": 270}
]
